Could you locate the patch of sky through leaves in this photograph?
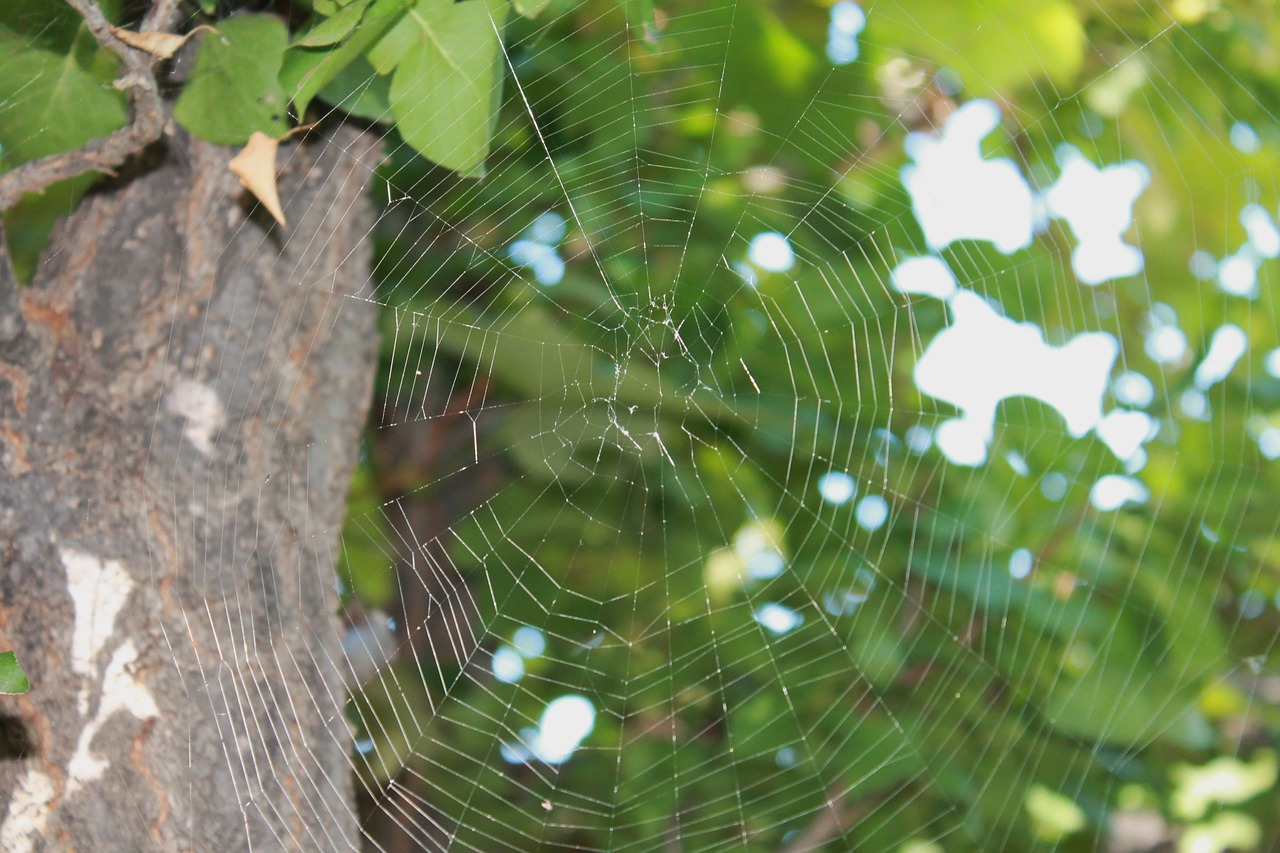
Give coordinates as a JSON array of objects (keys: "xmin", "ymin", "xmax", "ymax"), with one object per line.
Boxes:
[
  {"xmin": 901, "ymin": 100, "xmax": 1034, "ymax": 255},
  {"xmin": 892, "ymin": 99, "xmax": 1170, "ymax": 507},
  {"xmin": 1206, "ymin": 202, "xmax": 1280, "ymax": 299},
  {"xmin": 501, "ymin": 694, "xmax": 596, "ymax": 766}
]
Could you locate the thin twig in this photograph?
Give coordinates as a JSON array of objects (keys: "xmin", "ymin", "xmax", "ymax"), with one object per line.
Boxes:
[
  {"xmin": 141, "ymin": 0, "xmax": 180, "ymax": 32},
  {"xmin": 0, "ymin": 0, "xmax": 182, "ymax": 211}
]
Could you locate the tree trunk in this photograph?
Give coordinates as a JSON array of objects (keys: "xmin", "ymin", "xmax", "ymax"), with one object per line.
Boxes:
[{"xmin": 0, "ymin": 123, "xmax": 379, "ymax": 850}]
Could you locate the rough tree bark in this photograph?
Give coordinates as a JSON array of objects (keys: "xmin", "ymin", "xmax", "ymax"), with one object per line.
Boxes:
[{"xmin": 0, "ymin": 122, "xmax": 379, "ymax": 850}]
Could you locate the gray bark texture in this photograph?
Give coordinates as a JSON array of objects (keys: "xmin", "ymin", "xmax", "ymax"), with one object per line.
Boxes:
[{"xmin": 0, "ymin": 122, "xmax": 379, "ymax": 850}]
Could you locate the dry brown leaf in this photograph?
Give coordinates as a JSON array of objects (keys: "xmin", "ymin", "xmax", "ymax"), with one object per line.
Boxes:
[
  {"xmin": 110, "ymin": 27, "xmax": 192, "ymax": 60},
  {"xmin": 229, "ymin": 132, "xmax": 286, "ymax": 226}
]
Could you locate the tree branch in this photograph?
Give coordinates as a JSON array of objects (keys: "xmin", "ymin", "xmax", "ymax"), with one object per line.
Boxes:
[{"xmin": 0, "ymin": 0, "xmax": 181, "ymax": 212}]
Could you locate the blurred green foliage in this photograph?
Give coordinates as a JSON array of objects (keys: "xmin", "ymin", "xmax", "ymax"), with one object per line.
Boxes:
[{"xmin": 341, "ymin": 1, "xmax": 1280, "ymax": 850}]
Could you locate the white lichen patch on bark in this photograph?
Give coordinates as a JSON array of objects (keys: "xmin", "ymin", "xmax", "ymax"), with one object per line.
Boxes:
[
  {"xmin": 66, "ymin": 639, "xmax": 159, "ymax": 795},
  {"xmin": 61, "ymin": 548, "xmax": 133, "ymax": 694},
  {"xmin": 164, "ymin": 377, "xmax": 225, "ymax": 455},
  {"xmin": 0, "ymin": 768, "xmax": 55, "ymax": 853},
  {"xmin": 59, "ymin": 551, "xmax": 158, "ymax": 797}
]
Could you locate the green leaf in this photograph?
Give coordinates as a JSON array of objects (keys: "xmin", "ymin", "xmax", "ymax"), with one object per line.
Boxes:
[
  {"xmin": 173, "ymin": 14, "xmax": 290, "ymax": 145},
  {"xmin": 318, "ymin": 55, "xmax": 392, "ymax": 123},
  {"xmin": 364, "ymin": 6, "xmax": 419, "ymax": 74},
  {"xmin": 388, "ymin": 0, "xmax": 508, "ymax": 176},
  {"xmin": 0, "ymin": 652, "xmax": 29, "ymax": 695},
  {"xmin": 513, "ymin": 0, "xmax": 552, "ymax": 19},
  {"xmin": 3, "ymin": 174, "xmax": 99, "ymax": 282},
  {"xmin": 280, "ymin": 0, "xmax": 412, "ymax": 119},
  {"xmin": 0, "ymin": 39, "xmax": 124, "ymax": 278},
  {"xmin": 0, "ymin": 45, "xmax": 125, "ymax": 169},
  {"xmin": 293, "ymin": 0, "xmax": 374, "ymax": 47}
]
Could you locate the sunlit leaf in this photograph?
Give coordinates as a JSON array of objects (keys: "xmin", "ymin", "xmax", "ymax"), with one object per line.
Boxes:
[
  {"xmin": 387, "ymin": 0, "xmax": 507, "ymax": 176},
  {"xmin": 293, "ymin": 0, "xmax": 374, "ymax": 47},
  {"xmin": 280, "ymin": 0, "xmax": 411, "ymax": 118}
]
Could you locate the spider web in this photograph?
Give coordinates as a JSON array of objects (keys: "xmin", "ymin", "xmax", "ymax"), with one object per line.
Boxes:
[{"xmin": 180, "ymin": 0, "xmax": 1280, "ymax": 850}]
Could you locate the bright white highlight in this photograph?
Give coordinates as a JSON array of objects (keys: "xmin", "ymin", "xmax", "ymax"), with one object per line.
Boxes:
[
  {"xmin": 509, "ymin": 241, "xmax": 565, "ymax": 285},
  {"xmin": 891, "ymin": 255, "xmax": 958, "ymax": 299},
  {"xmin": 1041, "ymin": 472, "xmax": 1069, "ymax": 501},
  {"xmin": 1096, "ymin": 409, "xmax": 1156, "ymax": 467},
  {"xmin": 492, "ymin": 646, "xmax": 525, "ymax": 684},
  {"xmin": 855, "ymin": 495, "xmax": 889, "ymax": 531},
  {"xmin": 1147, "ymin": 327, "xmax": 1188, "ymax": 363},
  {"xmin": 164, "ymin": 378, "xmax": 224, "ymax": 456},
  {"xmin": 1217, "ymin": 249, "xmax": 1258, "ymax": 298},
  {"xmin": 748, "ymin": 231, "xmax": 796, "ymax": 272},
  {"xmin": 817, "ymin": 471, "xmax": 856, "ymax": 505},
  {"xmin": 1113, "ymin": 371, "xmax": 1155, "ymax": 407},
  {"xmin": 1264, "ymin": 347, "xmax": 1280, "ymax": 379},
  {"xmin": 733, "ymin": 520, "xmax": 786, "ymax": 581},
  {"xmin": 537, "ymin": 696, "xmax": 596, "ymax": 764},
  {"xmin": 826, "ymin": 1, "xmax": 866, "ymax": 65},
  {"xmin": 755, "ymin": 603, "xmax": 803, "ymax": 635},
  {"xmin": 1256, "ymin": 426, "xmax": 1280, "ymax": 460},
  {"xmin": 933, "ymin": 418, "xmax": 989, "ymax": 466},
  {"xmin": 1240, "ymin": 204, "xmax": 1280, "ymax": 258},
  {"xmin": 1189, "ymin": 250, "xmax": 1217, "ymax": 280},
  {"xmin": 510, "ymin": 695, "xmax": 598, "ymax": 766},
  {"xmin": 914, "ymin": 291, "xmax": 1118, "ymax": 467},
  {"xmin": 509, "ymin": 212, "xmax": 567, "ymax": 285},
  {"xmin": 904, "ymin": 425, "xmax": 933, "ymax": 454},
  {"xmin": 1230, "ymin": 121, "xmax": 1260, "ymax": 153},
  {"xmin": 1090, "ymin": 475, "xmax": 1150, "ymax": 511},
  {"xmin": 1009, "ymin": 548, "xmax": 1033, "ymax": 580},
  {"xmin": 1181, "ymin": 389, "xmax": 1209, "ymax": 420},
  {"xmin": 1194, "ymin": 324, "xmax": 1248, "ymax": 390},
  {"xmin": 901, "ymin": 100, "xmax": 1035, "ymax": 255},
  {"xmin": 513, "ymin": 626, "xmax": 546, "ymax": 658},
  {"xmin": 746, "ymin": 551, "xmax": 785, "ymax": 580},
  {"xmin": 1145, "ymin": 308, "xmax": 1188, "ymax": 365},
  {"xmin": 1043, "ymin": 145, "xmax": 1149, "ymax": 285},
  {"xmin": 527, "ymin": 211, "xmax": 566, "ymax": 245}
]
